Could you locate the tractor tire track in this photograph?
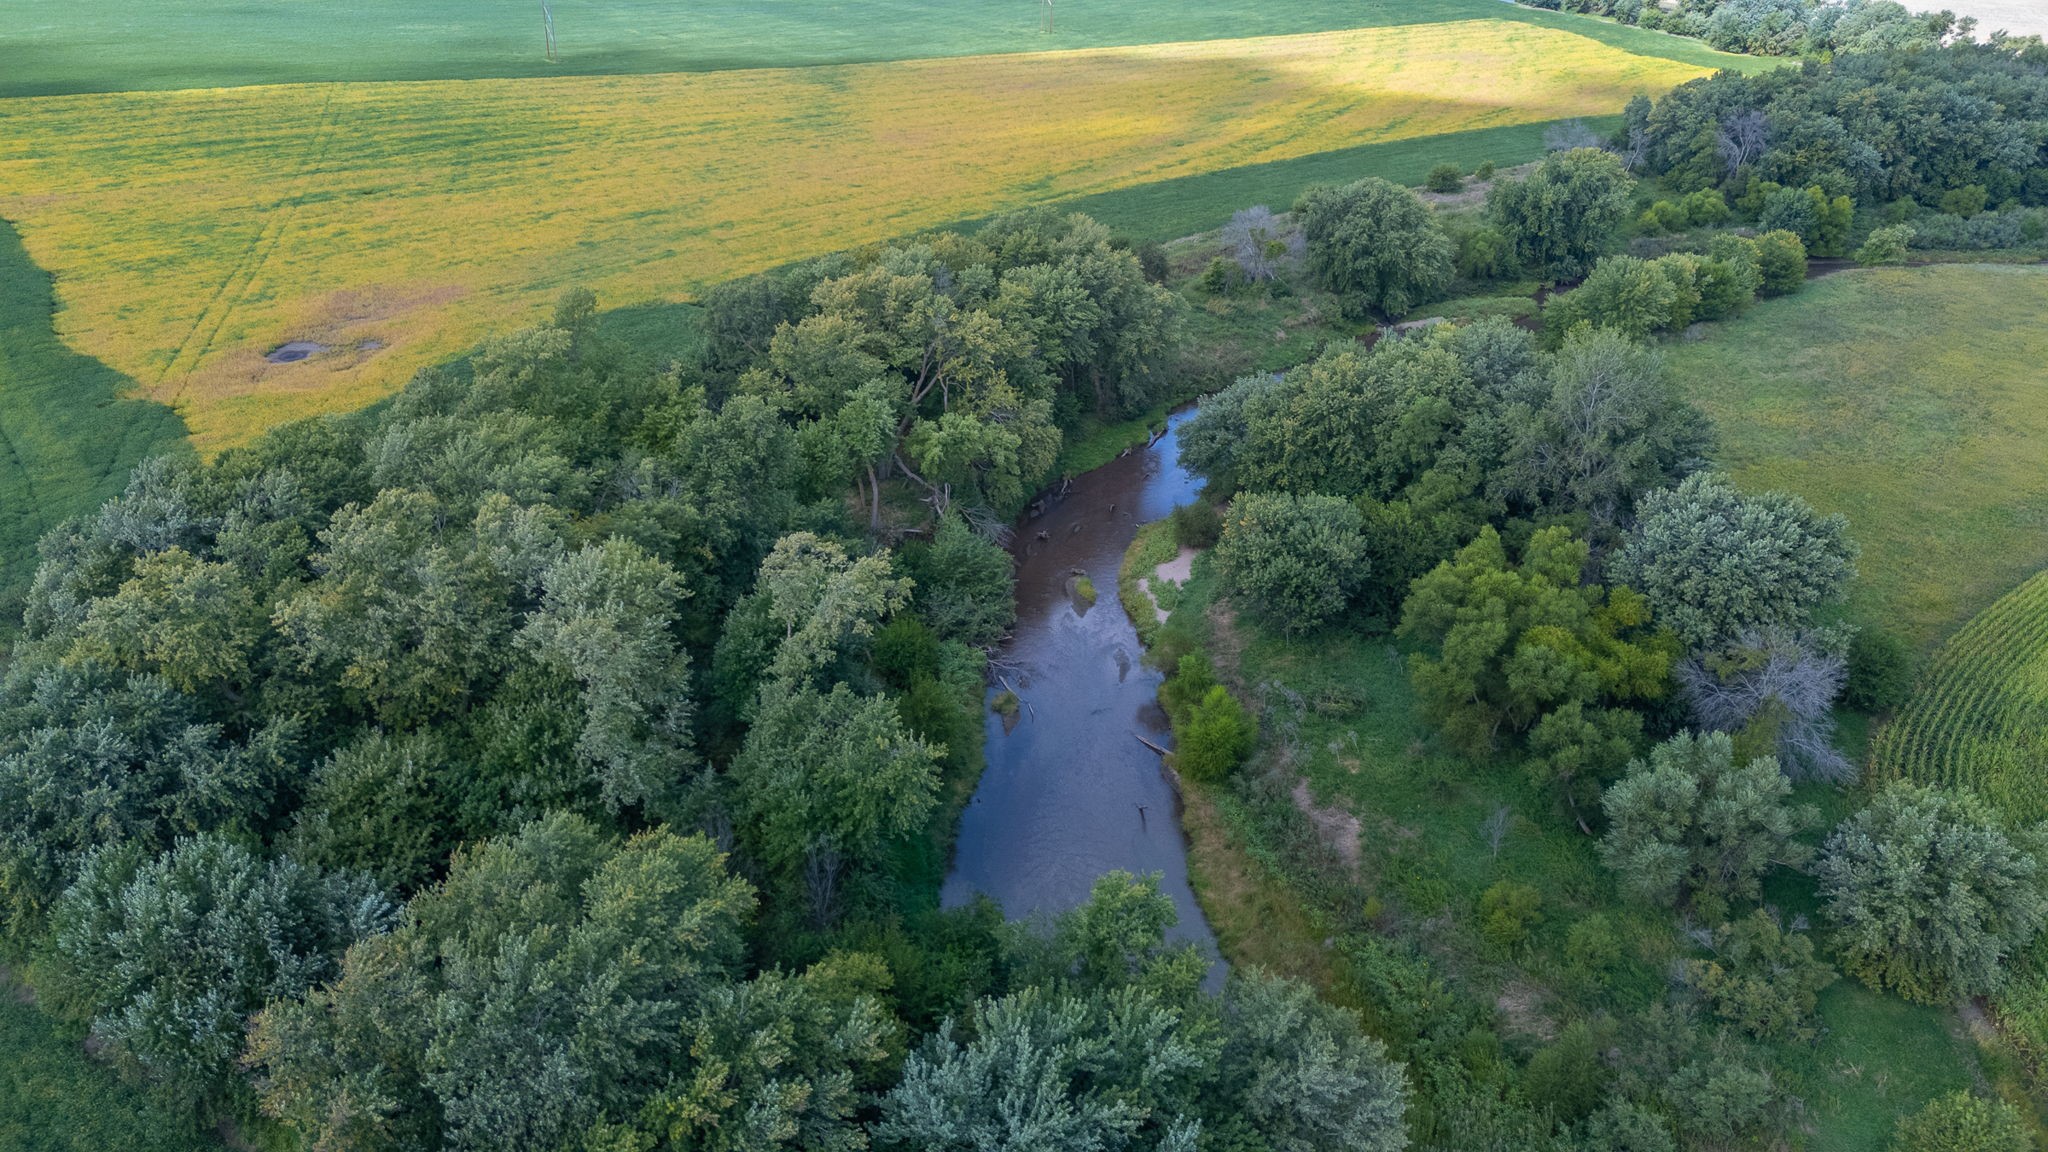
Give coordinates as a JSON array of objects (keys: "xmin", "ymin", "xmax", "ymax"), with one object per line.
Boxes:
[{"xmin": 157, "ymin": 87, "xmax": 342, "ymax": 403}]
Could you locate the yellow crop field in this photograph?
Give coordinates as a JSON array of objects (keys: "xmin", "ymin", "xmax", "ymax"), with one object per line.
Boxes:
[{"xmin": 0, "ymin": 20, "xmax": 1716, "ymax": 452}]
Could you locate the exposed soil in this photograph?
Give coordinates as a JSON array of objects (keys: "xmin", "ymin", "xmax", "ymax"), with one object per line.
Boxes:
[{"xmin": 1291, "ymin": 778, "xmax": 1364, "ymax": 872}]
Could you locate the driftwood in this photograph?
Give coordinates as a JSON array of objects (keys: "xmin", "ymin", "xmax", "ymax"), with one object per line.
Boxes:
[
  {"xmin": 1133, "ymin": 733, "xmax": 1170, "ymax": 757},
  {"xmin": 996, "ymin": 675, "xmax": 1038, "ymax": 721}
]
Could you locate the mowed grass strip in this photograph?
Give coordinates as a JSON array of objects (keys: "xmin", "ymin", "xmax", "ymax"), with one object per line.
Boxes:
[
  {"xmin": 0, "ymin": 20, "xmax": 1715, "ymax": 452},
  {"xmin": 1872, "ymin": 570, "xmax": 2048, "ymax": 821},
  {"xmin": 1662, "ymin": 264, "xmax": 2048, "ymax": 651}
]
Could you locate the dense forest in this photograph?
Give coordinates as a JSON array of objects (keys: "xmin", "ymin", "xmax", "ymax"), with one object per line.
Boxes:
[{"xmin": 5, "ymin": 30, "xmax": 2048, "ymax": 1152}]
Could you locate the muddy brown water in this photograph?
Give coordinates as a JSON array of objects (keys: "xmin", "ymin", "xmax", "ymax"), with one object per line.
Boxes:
[{"xmin": 942, "ymin": 409, "xmax": 1221, "ymax": 975}]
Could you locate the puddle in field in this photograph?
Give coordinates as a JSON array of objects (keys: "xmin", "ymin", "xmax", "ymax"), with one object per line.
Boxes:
[{"xmin": 265, "ymin": 341, "xmax": 329, "ymax": 363}]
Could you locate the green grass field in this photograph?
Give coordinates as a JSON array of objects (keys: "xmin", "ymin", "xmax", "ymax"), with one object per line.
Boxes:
[
  {"xmin": 0, "ymin": 221, "xmax": 188, "ymax": 631},
  {"xmin": 0, "ymin": 0, "xmax": 1762, "ymax": 96},
  {"xmin": 1, "ymin": 981, "xmax": 219, "ymax": 1152},
  {"xmin": 1662, "ymin": 264, "xmax": 2048, "ymax": 652}
]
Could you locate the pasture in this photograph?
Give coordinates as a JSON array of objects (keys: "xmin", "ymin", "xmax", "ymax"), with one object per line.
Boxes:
[
  {"xmin": 0, "ymin": 21, "xmax": 1720, "ymax": 453},
  {"xmin": 0, "ymin": 0, "xmax": 1757, "ymax": 95},
  {"xmin": 1662, "ymin": 264, "xmax": 2048, "ymax": 651},
  {"xmin": 1871, "ymin": 571, "xmax": 2048, "ymax": 821}
]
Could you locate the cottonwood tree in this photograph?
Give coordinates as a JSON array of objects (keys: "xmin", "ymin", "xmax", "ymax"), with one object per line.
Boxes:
[
  {"xmin": 1683, "ymin": 910, "xmax": 1836, "ymax": 1042},
  {"xmin": 52, "ymin": 835, "xmax": 390, "ymax": 1107},
  {"xmin": 1818, "ymin": 784, "xmax": 2048, "ymax": 1003},
  {"xmin": 1487, "ymin": 148, "xmax": 1636, "ymax": 281},
  {"xmin": 754, "ymin": 532, "xmax": 912, "ymax": 686},
  {"xmin": 1295, "ymin": 177, "xmax": 1454, "ymax": 318},
  {"xmin": 1610, "ymin": 473, "xmax": 1857, "ymax": 650},
  {"xmin": 249, "ymin": 815, "xmax": 753, "ymax": 1152},
  {"xmin": 1599, "ymin": 731, "xmax": 1810, "ymax": 914}
]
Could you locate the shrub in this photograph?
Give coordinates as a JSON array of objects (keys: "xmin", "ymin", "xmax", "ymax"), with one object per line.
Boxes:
[
  {"xmin": 1201, "ymin": 256, "xmax": 1240, "ymax": 294},
  {"xmin": 1639, "ymin": 199, "xmax": 1691, "ymax": 234},
  {"xmin": 1456, "ymin": 225, "xmax": 1513, "ymax": 280},
  {"xmin": 1938, "ymin": 185, "xmax": 1991, "ymax": 220},
  {"xmin": 1891, "ymin": 1091, "xmax": 2031, "ymax": 1152},
  {"xmin": 1170, "ymin": 501, "xmax": 1222, "ymax": 550},
  {"xmin": 1475, "ymin": 160, "xmax": 1496, "ymax": 181},
  {"xmin": 1819, "ymin": 783, "xmax": 2048, "ymax": 1003},
  {"xmin": 1842, "ymin": 626, "xmax": 1914, "ymax": 713},
  {"xmin": 1856, "ymin": 224, "xmax": 1915, "ymax": 266},
  {"xmin": 1426, "ymin": 162, "xmax": 1465, "ymax": 193},
  {"xmin": 1523, "ymin": 1021, "xmax": 1604, "ymax": 1123},
  {"xmin": 1684, "ymin": 910, "xmax": 1836, "ymax": 1042},
  {"xmin": 1174, "ymin": 685, "xmax": 1257, "ymax": 783},
  {"xmin": 1212, "ymin": 490, "xmax": 1369, "ymax": 633},
  {"xmin": 1754, "ymin": 230, "xmax": 1808, "ymax": 296},
  {"xmin": 872, "ymin": 615, "xmax": 941, "ymax": 690},
  {"xmin": 1682, "ymin": 188, "xmax": 1731, "ymax": 226},
  {"xmin": 1478, "ymin": 880, "xmax": 1543, "ymax": 953},
  {"xmin": 1565, "ymin": 913, "xmax": 1624, "ymax": 982}
]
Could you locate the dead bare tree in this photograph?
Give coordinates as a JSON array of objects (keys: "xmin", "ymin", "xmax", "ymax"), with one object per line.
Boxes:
[
  {"xmin": 1482, "ymin": 806, "xmax": 1512, "ymax": 860},
  {"xmin": 1717, "ymin": 110, "xmax": 1770, "ymax": 175},
  {"xmin": 1678, "ymin": 628, "xmax": 1853, "ymax": 783},
  {"xmin": 1222, "ymin": 206, "xmax": 1304, "ymax": 284}
]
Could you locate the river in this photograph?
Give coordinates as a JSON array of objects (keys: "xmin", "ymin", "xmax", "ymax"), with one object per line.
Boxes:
[{"xmin": 941, "ymin": 408, "xmax": 1221, "ymax": 969}]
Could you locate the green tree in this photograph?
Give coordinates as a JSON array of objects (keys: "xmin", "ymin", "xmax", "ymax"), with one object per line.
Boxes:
[
  {"xmin": 1426, "ymin": 163, "xmax": 1465, "ymax": 193},
  {"xmin": 1856, "ymin": 223, "xmax": 1916, "ymax": 266},
  {"xmin": 1216, "ymin": 970, "xmax": 1408, "ymax": 1152},
  {"xmin": 51, "ymin": 836, "xmax": 389, "ymax": 1107},
  {"xmin": 1818, "ymin": 784, "xmax": 2048, "ymax": 1003},
  {"xmin": 1478, "ymin": 881, "xmax": 1543, "ymax": 953},
  {"xmin": 1684, "ymin": 910, "xmax": 1836, "ymax": 1042},
  {"xmin": 1397, "ymin": 527, "xmax": 1672, "ymax": 780},
  {"xmin": 754, "ymin": 532, "xmax": 912, "ymax": 686},
  {"xmin": 288, "ymin": 728, "xmax": 455, "ymax": 893},
  {"xmin": 1499, "ymin": 328, "xmax": 1708, "ymax": 526},
  {"xmin": 1610, "ymin": 473, "xmax": 1857, "ymax": 650},
  {"xmin": 1891, "ymin": 1091, "xmax": 2031, "ymax": 1152},
  {"xmin": 69, "ymin": 547, "xmax": 261, "ymax": 696},
  {"xmin": 1600, "ymin": 731, "xmax": 1811, "ymax": 914},
  {"xmin": 1753, "ymin": 230, "xmax": 1808, "ymax": 296},
  {"xmin": 619, "ymin": 967, "xmax": 898, "ymax": 1152},
  {"xmin": 515, "ymin": 538, "xmax": 696, "ymax": 815},
  {"xmin": 249, "ymin": 815, "xmax": 753, "ymax": 1152},
  {"xmin": 1488, "ymin": 148, "xmax": 1636, "ymax": 280},
  {"xmin": 1296, "ymin": 177, "xmax": 1455, "ymax": 318},
  {"xmin": 730, "ymin": 683, "xmax": 943, "ymax": 880},
  {"xmin": 899, "ymin": 514, "xmax": 1015, "ymax": 646},
  {"xmin": 1211, "ymin": 491, "xmax": 1369, "ymax": 633}
]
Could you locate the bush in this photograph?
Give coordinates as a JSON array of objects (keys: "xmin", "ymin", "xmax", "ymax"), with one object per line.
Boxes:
[
  {"xmin": 1682, "ymin": 188, "xmax": 1731, "ymax": 226},
  {"xmin": 1174, "ymin": 685, "xmax": 1257, "ymax": 783},
  {"xmin": 1938, "ymin": 185, "xmax": 1991, "ymax": 220},
  {"xmin": 1475, "ymin": 160, "xmax": 1496, "ymax": 181},
  {"xmin": 1565, "ymin": 913, "xmax": 1624, "ymax": 982},
  {"xmin": 1754, "ymin": 230, "xmax": 1808, "ymax": 296},
  {"xmin": 1478, "ymin": 880, "xmax": 1543, "ymax": 953},
  {"xmin": 872, "ymin": 615, "xmax": 941, "ymax": 689},
  {"xmin": 1842, "ymin": 626, "xmax": 1915, "ymax": 713},
  {"xmin": 1523, "ymin": 1021, "xmax": 1603, "ymax": 1123},
  {"xmin": 1819, "ymin": 783, "xmax": 2048, "ymax": 1003},
  {"xmin": 1856, "ymin": 224, "xmax": 1915, "ymax": 266},
  {"xmin": 1684, "ymin": 910, "xmax": 1836, "ymax": 1042},
  {"xmin": 1426, "ymin": 163, "xmax": 1465, "ymax": 194},
  {"xmin": 1201, "ymin": 256, "xmax": 1240, "ymax": 294},
  {"xmin": 1891, "ymin": 1091, "xmax": 2030, "ymax": 1152},
  {"xmin": 1212, "ymin": 490, "xmax": 1369, "ymax": 633},
  {"xmin": 1170, "ymin": 501, "xmax": 1222, "ymax": 550}
]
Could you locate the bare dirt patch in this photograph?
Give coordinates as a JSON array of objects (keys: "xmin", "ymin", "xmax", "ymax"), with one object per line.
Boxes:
[
  {"xmin": 1291, "ymin": 779, "xmax": 1363, "ymax": 872},
  {"xmin": 1496, "ymin": 981, "xmax": 1559, "ymax": 1041}
]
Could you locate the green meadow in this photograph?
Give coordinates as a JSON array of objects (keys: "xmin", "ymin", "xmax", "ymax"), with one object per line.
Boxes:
[{"xmin": 1, "ymin": 0, "xmax": 1761, "ymax": 95}]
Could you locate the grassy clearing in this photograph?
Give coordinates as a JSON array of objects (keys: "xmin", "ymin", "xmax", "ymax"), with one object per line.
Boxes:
[
  {"xmin": 1662, "ymin": 264, "xmax": 2048, "ymax": 652},
  {"xmin": 0, "ymin": 977, "xmax": 219, "ymax": 1152},
  {"xmin": 1871, "ymin": 571, "xmax": 2048, "ymax": 821},
  {"xmin": 0, "ymin": 22, "xmax": 1718, "ymax": 454},
  {"xmin": 1145, "ymin": 552, "xmax": 1979, "ymax": 1147},
  {"xmin": 0, "ymin": 220, "xmax": 187, "ymax": 632},
  {"xmin": 0, "ymin": 0, "xmax": 1761, "ymax": 96}
]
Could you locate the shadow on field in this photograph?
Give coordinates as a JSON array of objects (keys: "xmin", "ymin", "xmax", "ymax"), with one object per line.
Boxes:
[{"xmin": 0, "ymin": 219, "xmax": 189, "ymax": 634}]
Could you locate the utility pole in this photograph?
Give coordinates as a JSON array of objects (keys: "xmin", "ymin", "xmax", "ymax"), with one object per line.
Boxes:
[{"xmin": 541, "ymin": 0, "xmax": 559, "ymax": 62}]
